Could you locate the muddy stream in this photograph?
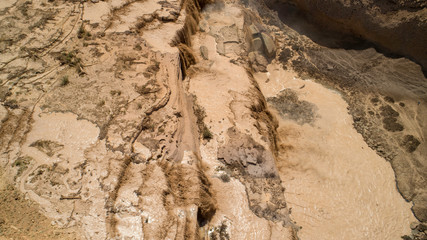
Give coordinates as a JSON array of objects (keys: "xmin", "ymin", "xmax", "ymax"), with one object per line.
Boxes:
[
  {"xmin": 252, "ymin": 2, "xmax": 420, "ymax": 238},
  {"xmin": 257, "ymin": 66, "xmax": 415, "ymax": 239}
]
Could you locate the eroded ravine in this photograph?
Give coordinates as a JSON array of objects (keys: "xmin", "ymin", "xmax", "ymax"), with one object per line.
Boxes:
[
  {"xmin": 1, "ymin": 0, "xmax": 296, "ymax": 238},
  {"xmin": 104, "ymin": 1, "xmax": 218, "ymax": 238},
  {"xmin": 0, "ymin": 0, "xmax": 426, "ymax": 239}
]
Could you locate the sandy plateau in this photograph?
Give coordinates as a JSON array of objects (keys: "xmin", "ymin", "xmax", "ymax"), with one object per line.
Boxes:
[{"xmin": 1, "ymin": 0, "xmax": 426, "ymax": 239}]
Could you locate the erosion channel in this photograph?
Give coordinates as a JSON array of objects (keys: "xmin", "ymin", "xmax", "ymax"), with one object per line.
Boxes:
[{"xmin": 0, "ymin": 0, "xmax": 426, "ymax": 239}]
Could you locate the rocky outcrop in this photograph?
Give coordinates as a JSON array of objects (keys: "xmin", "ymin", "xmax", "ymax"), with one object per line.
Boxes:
[
  {"xmin": 244, "ymin": 20, "xmax": 277, "ymax": 72},
  {"xmin": 267, "ymin": 0, "xmax": 427, "ymax": 71}
]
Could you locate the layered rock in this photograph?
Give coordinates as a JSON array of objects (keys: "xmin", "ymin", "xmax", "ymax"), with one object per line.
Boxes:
[{"xmin": 267, "ymin": 0, "xmax": 427, "ymax": 71}]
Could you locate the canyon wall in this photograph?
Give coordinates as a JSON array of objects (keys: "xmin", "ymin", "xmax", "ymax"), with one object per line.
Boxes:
[{"xmin": 269, "ymin": 0, "xmax": 427, "ymax": 71}]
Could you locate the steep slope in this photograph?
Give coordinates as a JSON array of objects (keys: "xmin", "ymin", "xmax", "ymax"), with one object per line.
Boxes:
[{"xmin": 266, "ymin": 0, "xmax": 427, "ymax": 71}]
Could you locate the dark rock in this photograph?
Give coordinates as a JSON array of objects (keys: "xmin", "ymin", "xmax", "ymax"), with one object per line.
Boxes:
[
  {"xmin": 217, "ymin": 127, "xmax": 277, "ymax": 177},
  {"xmin": 411, "ymin": 222, "xmax": 419, "ymax": 230},
  {"xmin": 400, "ymin": 135, "xmax": 421, "ymax": 153},
  {"xmin": 417, "ymin": 223, "xmax": 427, "ymax": 232},
  {"xmin": 200, "ymin": 46, "xmax": 209, "ymax": 60},
  {"xmin": 382, "ymin": 117, "xmax": 404, "ymax": 132},
  {"xmin": 384, "ymin": 96, "xmax": 395, "ymax": 103},
  {"xmin": 0, "ymin": 87, "xmax": 11, "ymax": 102},
  {"xmin": 268, "ymin": 89, "xmax": 318, "ymax": 125},
  {"xmin": 249, "ymin": 51, "xmax": 269, "ymax": 72},
  {"xmin": 261, "ymin": 32, "xmax": 276, "ymax": 57},
  {"xmin": 380, "ymin": 105, "xmax": 399, "ymax": 118},
  {"xmin": 199, "ymin": 19, "xmax": 208, "ymax": 32},
  {"xmin": 401, "ymin": 235, "xmax": 411, "ymax": 240},
  {"xmin": 248, "ymin": 52, "xmax": 256, "ymax": 63},
  {"xmin": 248, "ymin": 24, "xmax": 260, "ymax": 37},
  {"xmin": 278, "ymin": 48, "xmax": 293, "ymax": 64},
  {"xmin": 251, "ymin": 37, "xmax": 263, "ymax": 52},
  {"xmin": 4, "ymin": 100, "xmax": 18, "ymax": 109}
]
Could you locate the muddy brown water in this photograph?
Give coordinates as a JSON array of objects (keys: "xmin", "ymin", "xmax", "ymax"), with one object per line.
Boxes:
[
  {"xmin": 256, "ymin": 67, "xmax": 416, "ymax": 239},
  {"xmin": 253, "ymin": 1, "xmax": 426, "ymax": 238}
]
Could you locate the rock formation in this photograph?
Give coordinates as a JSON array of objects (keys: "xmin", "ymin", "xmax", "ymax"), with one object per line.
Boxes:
[{"xmin": 267, "ymin": 0, "xmax": 427, "ymax": 71}]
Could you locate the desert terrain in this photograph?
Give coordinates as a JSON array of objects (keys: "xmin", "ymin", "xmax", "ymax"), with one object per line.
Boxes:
[{"xmin": 0, "ymin": 0, "xmax": 426, "ymax": 239}]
